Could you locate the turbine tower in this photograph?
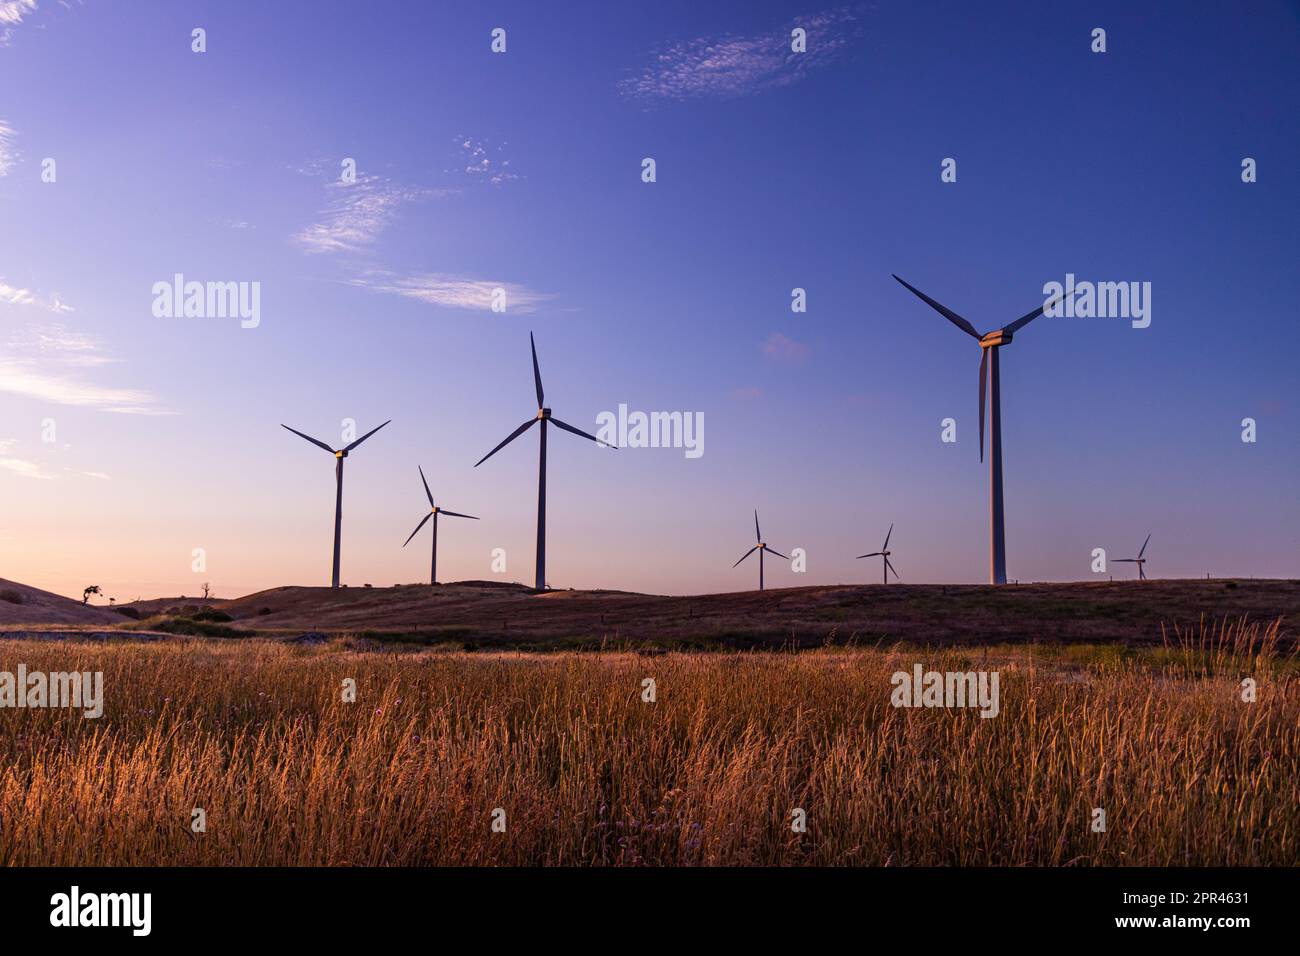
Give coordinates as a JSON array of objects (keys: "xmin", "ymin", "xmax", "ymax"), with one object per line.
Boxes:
[
  {"xmin": 475, "ymin": 332, "xmax": 613, "ymax": 591},
  {"xmin": 281, "ymin": 419, "xmax": 391, "ymax": 589},
  {"xmin": 732, "ymin": 510, "xmax": 788, "ymax": 591},
  {"xmin": 893, "ymin": 275, "xmax": 1068, "ymax": 585},
  {"xmin": 402, "ymin": 466, "xmax": 478, "ymax": 585},
  {"xmin": 1113, "ymin": 533, "xmax": 1152, "ymax": 580},
  {"xmin": 857, "ymin": 523, "xmax": 898, "ymax": 584}
]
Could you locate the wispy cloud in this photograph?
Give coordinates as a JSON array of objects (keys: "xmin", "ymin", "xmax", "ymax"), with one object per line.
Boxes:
[
  {"xmin": 294, "ymin": 173, "xmax": 450, "ymax": 256},
  {"xmin": 0, "ymin": 121, "xmax": 17, "ymax": 175},
  {"xmin": 347, "ymin": 271, "xmax": 553, "ymax": 314},
  {"xmin": 0, "ymin": 0, "xmax": 37, "ymax": 46},
  {"xmin": 0, "ymin": 440, "xmax": 111, "ymax": 482},
  {"xmin": 0, "ymin": 456, "xmax": 53, "ymax": 479},
  {"xmin": 620, "ymin": 6, "xmax": 862, "ymax": 102},
  {"xmin": 451, "ymin": 135, "xmax": 520, "ymax": 186},
  {"xmin": 762, "ymin": 332, "xmax": 810, "ymax": 363},
  {"xmin": 0, "ymin": 323, "xmax": 167, "ymax": 414},
  {"xmin": 0, "ymin": 279, "xmax": 74, "ymax": 313}
]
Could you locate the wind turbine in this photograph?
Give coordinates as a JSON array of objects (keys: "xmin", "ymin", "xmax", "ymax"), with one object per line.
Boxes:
[
  {"xmin": 402, "ymin": 466, "xmax": 478, "ymax": 585},
  {"xmin": 281, "ymin": 419, "xmax": 391, "ymax": 589},
  {"xmin": 1113, "ymin": 533, "xmax": 1152, "ymax": 581},
  {"xmin": 732, "ymin": 510, "xmax": 788, "ymax": 591},
  {"xmin": 857, "ymin": 523, "xmax": 899, "ymax": 584},
  {"xmin": 474, "ymin": 332, "xmax": 613, "ymax": 591},
  {"xmin": 893, "ymin": 274, "xmax": 1069, "ymax": 585}
]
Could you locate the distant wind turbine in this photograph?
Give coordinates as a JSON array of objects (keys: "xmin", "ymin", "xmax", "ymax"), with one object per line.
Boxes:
[
  {"xmin": 402, "ymin": 466, "xmax": 478, "ymax": 585},
  {"xmin": 857, "ymin": 523, "xmax": 899, "ymax": 584},
  {"xmin": 1113, "ymin": 533, "xmax": 1152, "ymax": 581},
  {"xmin": 893, "ymin": 274, "xmax": 1069, "ymax": 585},
  {"xmin": 733, "ymin": 510, "xmax": 787, "ymax": 591},
  {"xmin": 474, "ymin": 332, "xmax": 614, "ymax": 591},
  {"xmin": 281, "ymin": 419, "xmax": 391, "ymax": 589}
]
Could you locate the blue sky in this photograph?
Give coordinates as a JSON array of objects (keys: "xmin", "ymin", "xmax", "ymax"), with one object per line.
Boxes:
[{"xmin": 0, "ymin": 0, "xmax": 1296, "ymax": 599}]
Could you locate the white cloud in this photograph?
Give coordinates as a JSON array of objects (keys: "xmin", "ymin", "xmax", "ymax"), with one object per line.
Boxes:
[
  {"xmin": 0, "ymin": 279, "xmax": 74, "ymax": 313},
  {"xmin": 348, "ymin": 271, "xmax": 552, "ymax": 313},
  {"xmin": 620, "ymin": 6, "xmax": 862, "ymax": 102},
  {"xmin": 452, "ymin": 136, "xmax": 520, "ymax": 186},
  {"xmin": 0, "ymin": 457, "xmax": 53, "ymax": 479},
  {"xmin": 0, "ymin": 121, "xmax": 16, "ymax": 175},
  {"xmin": 0, "ymin": 1, "xmax": 38, "ymax": 47},
  {"xmin": 294, "ymin": 174, "xmax": 449, "ymax": 256},
  {"xmin": 0, "ymin": 323, "xmax": 168, "ymax": 414},
  {"xmin": 0, "ymin": 0, "xmax": 38, "ymax": 24}
]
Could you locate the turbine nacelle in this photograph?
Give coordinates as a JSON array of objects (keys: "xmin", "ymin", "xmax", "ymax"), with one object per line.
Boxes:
[
  {"xmin": 537, "ymin": 407, "xmax": 552, "ymax": 420},
  {"xmin": 980, "ymin": 329, "xmax": 1013, "ymax": 348}
]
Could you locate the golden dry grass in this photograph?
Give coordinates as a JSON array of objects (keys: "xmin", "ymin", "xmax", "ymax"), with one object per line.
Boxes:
[{"xmin": 0, "ymin": 617, "xmax": 1294, "ymax": 866}]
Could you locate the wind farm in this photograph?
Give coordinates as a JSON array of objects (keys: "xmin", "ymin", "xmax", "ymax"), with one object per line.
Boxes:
[{"xmin": 0, "ymin": 0, "xmax": 1295, "ymax": 894}]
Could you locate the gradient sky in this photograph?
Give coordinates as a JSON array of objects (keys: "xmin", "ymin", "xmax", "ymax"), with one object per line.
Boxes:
[{"xmin": 1, "ymin": 0, "xmax": 1297, "ymax": 601}]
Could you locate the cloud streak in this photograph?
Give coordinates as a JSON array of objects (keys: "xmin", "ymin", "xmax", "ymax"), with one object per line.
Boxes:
[
  {"xmin": 0, "ymin": 0, "xmax": 38, "ymax": 46},
  {"xmin": 0, "ymin": 121, "xmax": 17, "ymax": 176},
  {"xmin": 294, "ymin": 174, "xmax": 450, "ymax": 256},
  {"xmin": 0, "ymin": 279, "xmax": 74, "ymax": 313},
  {"xmin": 0, "ymin": 323, "xmax": 167, "ymax": 414},
  {"xmin": 620, "ymin": 6, "xmax": 862, "ymax": 102},
  {"xmin": 348, "ymin": 272, "xmax": 553, "ymax": 314}
]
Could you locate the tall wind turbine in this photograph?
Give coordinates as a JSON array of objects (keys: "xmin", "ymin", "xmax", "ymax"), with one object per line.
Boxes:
[
  {"xmin": 732, "ymin": 510, "xmax": 787, "ymax": 591},
  {"xmin": 893, "ymin": 274, "xmax": 1068, "ymax": 585},
  {"xmin": 281, "ymin": 419, "xmax": 391, "ymax": 589},
  {"xmin": 857, "ymin": 523, "xmax": 898, "ymax": 584},
  {"xmin": 475, "ymin": 332, "xmax": 613, "ymax": 591},
  {"xmin": 402, "ymin": 466, "xmax": 478, "ymax": 585},
  {"xmin": 1113, "ymin": 533, "xmax": 1152, "ymax": 580}
]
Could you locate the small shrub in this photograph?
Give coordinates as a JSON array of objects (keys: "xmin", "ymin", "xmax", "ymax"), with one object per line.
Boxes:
[
  {"xmin": 191, "ymin": 608, "xmax": 232, "ymax": 623},
  {"xmin": 0, "ymin": 589, "xmax": 25, "ymax": 605}
]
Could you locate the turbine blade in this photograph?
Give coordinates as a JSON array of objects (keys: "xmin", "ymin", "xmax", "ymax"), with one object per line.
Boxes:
[
  {"xmin": 1005, "ymin": 288, "xmax": 1070, "ymax": 335},
  {"xmin": 883, "ymin": 522, "xmax": 893, "ymax": 550},
  {"xmin": 732, "ymin": 546, "xmax": 758, "ymax": 568},
  {"xmin": 474, "ymin": 418, "xmax": 537, "ymax": 467},
  {"xmin": 344, "ymin": 419, "xmax": 392, "ymax": 452},
  {"xmin": 281, "ymin": 424, "xmax": 335, "ymax": 454},
  {"xmin": 885, "ymin": 556, "xmax": 899, "ymax": 580},
  {"xmin": 754, "ymin": 509, "xmax": 761, "ymax": 543},
  {"xmin": 530, "ymin": 331, "xmax": 544, "ymax": 408},
  {"xmin": 550, "ymin": 417, "xmax": 614, "ymax": 447},
  {"xmin": 402, "ymin": 512, "xmax": 432, "ymax": 547},
  {"xmin": 892, "ymin": 274, "xmax": 982, "ymax": 339},
  {"xmin": 1139, "ymin": 533, "xmax": 1151, "ymax": 558},
  {"xmin": 766, "ymin": 548, "xmax": 789, "ymax": 560},
  {"xmin": 439, "ymin": 509, "xmax": 479, "ymax": 520},
  {"xmin": 1112, "ymin": 559, "xmax": 1137, "ymax": 563},
  {"xmin": 418, "ymin": 465, "xmax": 434, "ymax": 507},
  {"xmin": 857, "ymin": 552, "xmax": 883, "ymax": 559},
  {"xmin": 1140, "ymin": 565, "xmax": 1146, "ymax": 581},
  {"xmin": 978, "ymin": 347, "xmax": 988, "ymax": 463}
]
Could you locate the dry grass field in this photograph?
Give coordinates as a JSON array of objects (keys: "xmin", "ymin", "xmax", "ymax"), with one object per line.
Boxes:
[{"xmin": 0, "ymin": 616, "xmax": 1294, "ymax": 866}]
